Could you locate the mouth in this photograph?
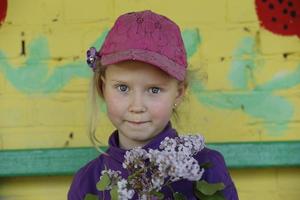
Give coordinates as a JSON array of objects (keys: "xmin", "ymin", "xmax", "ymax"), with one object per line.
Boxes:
[{"xmin": 126, "ymin": 121, "xmax": 150, "ymax": 125}]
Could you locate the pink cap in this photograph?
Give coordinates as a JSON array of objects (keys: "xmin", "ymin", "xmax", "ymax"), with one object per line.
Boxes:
[{"xmin": 98, "ymin": 10, "xmax": 187, "ymax": 81}]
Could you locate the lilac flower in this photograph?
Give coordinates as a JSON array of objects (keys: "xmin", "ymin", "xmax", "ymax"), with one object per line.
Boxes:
[
  {"xmin": 99, "ymin": 134, "xmax": 206, "ymax": 199},
  {"xmin": 123, "ymin": 147, "xmax": 148, "ymax": 170},
  {"xmin": 100, "ymin": 169, "xmax": 122, "ymax": 190},
  {"xmin": 117, "ymin": 179, "xmax": 135, "ymax": 199},
  {"xmin": 148, "ymin": 149, "xmax": 204, "ymax": 182},
  {"xmin": 159, "ymin": 135, "xmax": 205, "ymax": 156}
]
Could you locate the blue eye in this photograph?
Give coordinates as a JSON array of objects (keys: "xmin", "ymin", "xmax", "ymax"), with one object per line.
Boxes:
[
  {"xmin": 117, "ymin": 84, "xmax": 129, "ymax": 92},
  {"xmin": 149, "ymin": 87, "xmax": 160, "ymax": 94}
]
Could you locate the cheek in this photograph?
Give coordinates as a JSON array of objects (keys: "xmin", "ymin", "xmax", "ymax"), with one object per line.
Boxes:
[
  {"xmin": 149, "ymin": 100, "xmax": 173, "ymax": 118},
  {"xmin": 104, "ymin": 94, "xmax": 126, "ymax": 118}
]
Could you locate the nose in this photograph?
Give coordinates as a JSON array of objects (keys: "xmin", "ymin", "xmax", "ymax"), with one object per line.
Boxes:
[{"xmin": 129, "ymin": 91, "xmax": 147, "ymax": 113}]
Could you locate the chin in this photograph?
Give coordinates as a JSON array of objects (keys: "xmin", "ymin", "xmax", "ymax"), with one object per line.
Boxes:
[{"xmin": 132, "ymin": 132, "xmax": 158, "ymax": 142}]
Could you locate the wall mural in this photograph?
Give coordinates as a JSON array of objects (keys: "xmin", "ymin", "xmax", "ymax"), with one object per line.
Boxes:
[
  {"xmin": 0, "ymin": 0, "xmax": 7, "ymax": 25},
  {"xmin": 191, "ymin": 37, "xmax": 297, "ymax": 135},
  {"xmin": 0, "ymin": 29, "xmax": 198, "ymax": 94},
  {"xmin": 1, "ymin": 27, "xmax": 298, "ymax": 135},
  {"xmin": 0, "ymin": 30, "xmax": 108, "ymax": 93},
  {"xmin": 255, "ymin": 0, "xmax": 300, "ymax": 37},
  {"xmin": 0, "ymin": 1, "xmax": 299, "ymax": 137}
]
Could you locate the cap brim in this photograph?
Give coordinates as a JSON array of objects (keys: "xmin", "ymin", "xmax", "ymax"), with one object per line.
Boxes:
[{"xmin": 100, "ymin": 49, "xmax": 185, "ymax": 81}]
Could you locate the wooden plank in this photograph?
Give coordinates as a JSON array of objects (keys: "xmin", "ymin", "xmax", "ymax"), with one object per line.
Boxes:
[
  {"xmin": 0, "ymin": 147, "xmax": 105, "ymax": 177},
  {"xmin": 1, "ymin": 141, "xmax": 300, "ymax": 177},
  {"xmin": 209, "ymin": 141, "xmax": 300, "ymax": 168}
]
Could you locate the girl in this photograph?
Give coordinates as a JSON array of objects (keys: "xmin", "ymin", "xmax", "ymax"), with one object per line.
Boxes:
[{"xmin": 68, "ymin": 10, "xmax": 238, "ymax": 200}]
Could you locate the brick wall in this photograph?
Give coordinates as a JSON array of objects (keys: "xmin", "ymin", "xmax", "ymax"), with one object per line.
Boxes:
[{"xmin": 0, "ymin": 0, "xmax": 299, "ymax": 199}]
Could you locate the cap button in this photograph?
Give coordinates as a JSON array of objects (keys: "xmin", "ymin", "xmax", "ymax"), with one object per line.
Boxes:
[
  {"xmin": 136, "ymin": 17, "xmax": 144, "ymax": 24},
  {"xmin": 154, "ymin": 21, "xmax": 162, "ymax": 29}
]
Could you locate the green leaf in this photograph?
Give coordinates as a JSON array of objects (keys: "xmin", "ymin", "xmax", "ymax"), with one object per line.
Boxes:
[
  {"xmin": 96, "ymin": 173, "xmax": 111, "ymax": 191},
  {"xmin": 195, "ymin": 190, "xmax": 225, "ymax": 200},
  {"xmin": 173, "ymin": 192, "xmax": 187, "ymax": 200},
  {"xmin": 84, "ymin": 193, "xmax": 99, "ymax": 200},
  {"xmin": 200, "ymin": 162, "xmax": 213, "ymax": 169},
  {"xmin": 210, "ymin": 192, "xmax": 226, "ymax": 200},
  {"xmin": 151, "ymin": 191, "xmax": 164, "ymax": 199},
  {"xmin": 196, "ymin": 180, "xmax": 225, "ymax": 195},
  {"xmin": 194, "ymin": 189, "xmax": 203, "ymax": 199},
  {"xmin": 110, "ymin": 185, "xmax": 118, "ymax": 200}
]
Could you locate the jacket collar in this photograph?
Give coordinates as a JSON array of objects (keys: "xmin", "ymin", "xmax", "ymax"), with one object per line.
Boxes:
[{"xmin": 106, "ymin": 121, "xmax": 178, "ymax": 163}]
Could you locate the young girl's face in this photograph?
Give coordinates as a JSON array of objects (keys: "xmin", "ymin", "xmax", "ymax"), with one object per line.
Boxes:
[{"xmin": 101, "ymin": 61, "xmax": 185, "ymax": 149}]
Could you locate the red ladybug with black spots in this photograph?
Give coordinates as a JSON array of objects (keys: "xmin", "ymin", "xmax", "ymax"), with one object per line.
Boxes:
[{"xmin": 255, "ymin": 0, "xmax": 300, "ymax": 37}]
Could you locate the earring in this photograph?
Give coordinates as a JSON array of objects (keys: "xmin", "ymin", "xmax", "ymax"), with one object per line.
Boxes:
[{"xmin": 173, "ymin": 103, "xmax": 177, "ymax": 109}]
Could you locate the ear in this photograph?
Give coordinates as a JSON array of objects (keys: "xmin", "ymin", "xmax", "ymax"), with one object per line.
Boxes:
[
  {"xmin": 174, "ymin": 81, "xmax": 186, "ymax": 106},
  {"xmin": 100, "ymin": 76, "xmax": 106, "ymax": 96}
]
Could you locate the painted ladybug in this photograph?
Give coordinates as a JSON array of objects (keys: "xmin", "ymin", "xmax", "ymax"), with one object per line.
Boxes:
[
  {"xmin": 255, "ymin": 0, "xmax": 300, "ymax": 37},
  {"xmin": 0, "ymin": 0, "xmax": 7, "ymax": 25}
]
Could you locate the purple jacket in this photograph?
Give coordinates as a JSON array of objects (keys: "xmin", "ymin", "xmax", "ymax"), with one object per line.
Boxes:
[{"xmin": 68, "ymin": 122, "xmax": 239, "ymax": 200}]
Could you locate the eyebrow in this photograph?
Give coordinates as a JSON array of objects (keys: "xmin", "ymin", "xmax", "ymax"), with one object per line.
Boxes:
[{"xmin": 110, "ymin": 79, "xmax": 169, "ymax": 87}]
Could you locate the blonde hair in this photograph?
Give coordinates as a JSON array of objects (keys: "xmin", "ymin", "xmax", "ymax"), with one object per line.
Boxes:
[
  {"xmin": 87, "ymin": 61, "xmax": 195, "ymax": 152},
  {"xmin": 87, "ymin": 61, "xmax": 107, "ymax": 153}
]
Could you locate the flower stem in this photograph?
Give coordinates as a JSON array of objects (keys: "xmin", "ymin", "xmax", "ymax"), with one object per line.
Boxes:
[{"xmin": 166, "ymin": 184, "xmax": 175, "ymax": 194}]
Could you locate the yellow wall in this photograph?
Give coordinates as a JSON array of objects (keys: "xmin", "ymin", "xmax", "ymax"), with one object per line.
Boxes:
[
  {"xmin": 0, "ymin": 0, "xmax": 300, "ymax": 199},
  {"xmin": 1, "ymin": 168, "xmax": 300, "ymax": 200}
]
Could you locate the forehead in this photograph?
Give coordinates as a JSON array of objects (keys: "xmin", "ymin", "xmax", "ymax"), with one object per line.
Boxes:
[{"xmin": 104, "ymin": 61, "xmax": 175, "ymax": 82}]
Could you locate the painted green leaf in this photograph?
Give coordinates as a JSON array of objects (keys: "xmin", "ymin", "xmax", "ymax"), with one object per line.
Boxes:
[
  {"xmin": 110, "ymin": 186, "xmax": 118, "ymax": 200},
  {"xmin": 84, "ymin": 193, "xmax": 99, "ymax": 200},
  {"xmin": 173, "ymin": 192, "xmax": 187, "ymax": 200},
  {"xmin": 196, "ymin": 180, "xmax": 225, "ymax": 195},
  {"xmin": 96, "ymin": 173, "xmax": 111, "ymax": 191}
]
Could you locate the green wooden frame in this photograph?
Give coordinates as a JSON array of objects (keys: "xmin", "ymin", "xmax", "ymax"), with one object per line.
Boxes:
[{"xmin": 1, "ymin": 141, "xmax": 300, "ymax": 177}]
